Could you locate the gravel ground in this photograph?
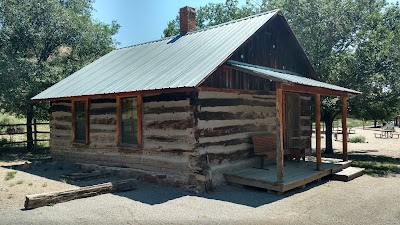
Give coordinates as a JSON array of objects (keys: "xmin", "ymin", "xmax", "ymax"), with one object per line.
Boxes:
[{"xmin": 0, "ymin": 127, "xmax": 399, "ymax": 224}]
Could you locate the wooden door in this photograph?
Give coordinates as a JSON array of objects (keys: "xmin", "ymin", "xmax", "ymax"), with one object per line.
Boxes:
[{"xmin": 284, "ymin": 93, "xmax": 301, "ymax": 149}]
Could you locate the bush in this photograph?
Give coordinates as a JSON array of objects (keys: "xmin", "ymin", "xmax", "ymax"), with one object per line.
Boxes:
[{"xmin": 348, "ymin": 135, "xmax": 366, "ymax": 143}]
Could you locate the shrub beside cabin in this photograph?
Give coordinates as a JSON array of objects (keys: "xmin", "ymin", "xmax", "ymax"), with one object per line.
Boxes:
[{"xmin": 33, "ymin": 8, "xmax": 360, "ymax": 192}]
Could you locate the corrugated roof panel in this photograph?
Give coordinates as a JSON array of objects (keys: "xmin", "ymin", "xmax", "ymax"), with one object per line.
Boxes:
[
  {"xmin": 226, "ymin": 60, "xmax": 361, "ymax": 95},
  {"xmin": 32, "ymin": 10, "xmax": 279, "ymax": 100}
]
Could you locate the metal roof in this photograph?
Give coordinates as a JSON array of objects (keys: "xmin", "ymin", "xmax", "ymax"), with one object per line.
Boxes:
[
  {"xmin": 226, "ymin": 60, "xmax": 361, "ymax": 95},
  {"xmin": 32, "ymin": 10, "xmax": 280, "ymax": 100}
]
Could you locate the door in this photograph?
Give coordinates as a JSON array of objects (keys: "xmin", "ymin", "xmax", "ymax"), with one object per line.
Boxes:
[{"xmin": 284, "ymin": 93, "xmax": 301, "ymax": 149}]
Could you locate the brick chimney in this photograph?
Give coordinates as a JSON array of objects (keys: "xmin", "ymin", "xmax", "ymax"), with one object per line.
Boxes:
[{"xmin": 179, "ymin": 6, "xmax": 196, "ymax": 34}]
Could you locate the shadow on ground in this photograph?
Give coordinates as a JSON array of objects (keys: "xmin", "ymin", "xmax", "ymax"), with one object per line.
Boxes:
[{"xmin": 1, "ymin": 150, "xmax": 330, "ymax": 208}]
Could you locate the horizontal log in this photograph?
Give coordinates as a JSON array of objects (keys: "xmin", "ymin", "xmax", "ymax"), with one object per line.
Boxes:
[
  {"xmin": 50, "ymin": 105, "xmax": 71, "ymax": 112},
  {"xmin": 144, "ymin": 106, "xmax": 191, "ymax": 114},
  {"xmin": 195, "ymin": 137, "xmax": 251, "ymax": 148},
  {"xmin": 90, "ymin": 107, "xmax": 116, "ymax": 115},
  {"xmin": 200, "ymin": 105, "xmax": 274, "ymax": 113},
  {"xmin": 24, "ymin": 179, "xmax": 137, "ymax": 210},
  {"xmin": 52, "ymin": 100, "xmax": 71, "ymax": 104},
  {"xmin": 90, "ymin": 98, "xmax": 116, "ymax": 104},
  {"xmin": 198, "ymin": 143, "xmax": 253, "ymax": 155},
  {"xmin": 144, "ymin": 119, "xmax": 193, "ymax": 130},
  {"xmin": 91, "ymin": 117, "xmax": 116, "ymax": 125},
  {"xmin": 144, "ymin": 135, "xmax": 192, "ymax": 143},
  {"xmin": 195, "ymin": 124, "xmax": 272, "ymax": 138},
  {"xmin": 196, "ymin": 111, "xmax": 270, "ymax": 121},
  {"xmin": 144, "ymin": 112, "xmax": 192, "ymax": 121},
  {"xmin": 51, "ymin": 115, "xmax": 71, "ymax": 122},
  {"xmin": 197, "ymin": 117, "xmax": 275, "ymax": 129},
  {"xmin": 143, "ymin": 92, "xmax": 195, "ymax": 103},
  {"xmin": 207, "ymin": 149, "xmax": 252, "ymax": 164},
  {"xmin": 193, "ymin": 98, "xmax": 275, "ymax": 107},
  {"xmin": 198, "ymin": 87, "xmax": 273, "ymax": 96},
  {"xmin": 198, "ymin": 90, "xmax": 275, "ymax": 100},
  {"xmin": 53, "ymin": 123, "xmax": 70, "ymax": 130},
  {"xmin": 144, "ymin": 99, "xmax": 190, "ymax": 109}
]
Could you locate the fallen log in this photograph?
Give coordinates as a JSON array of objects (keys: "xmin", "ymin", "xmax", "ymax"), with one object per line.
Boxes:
[{"xmin": 24, "ymin": 179, "xmax": 137, "ymax": 210}]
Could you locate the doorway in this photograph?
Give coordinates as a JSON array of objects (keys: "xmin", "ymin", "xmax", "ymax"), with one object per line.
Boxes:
[{"xmin": 284, "ymin": 93, "xmax": 301, "ymax": 149}]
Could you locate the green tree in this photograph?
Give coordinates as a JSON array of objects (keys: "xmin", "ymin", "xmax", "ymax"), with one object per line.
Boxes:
[{"xmin": 0, "ymin": 0, "xmax": 120, "ymax": 149}]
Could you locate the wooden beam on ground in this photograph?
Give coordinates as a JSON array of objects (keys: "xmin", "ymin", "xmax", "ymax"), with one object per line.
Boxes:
[
  {"xmin": 342, "ymin": 96, "xmax": 348, "ymax": 161},
  {"xmin": 24, "ymin": 179, "xmax": 137, "ymax": 210},
  {"xmin": 315, "ymin": 94, "xmax": 322, "ymax": 170},
  {"xmin": 276, "ymin": 85, "xmax": 284, "ymax": 183}
]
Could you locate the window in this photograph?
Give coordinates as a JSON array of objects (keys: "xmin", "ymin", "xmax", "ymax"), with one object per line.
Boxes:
[
  {"xmin": 72, "ymin": 99, "xmax": 89, "ymax": 144},
  {"xmin": 117, "ymin": 96, "xmax": 142, "ymax": 146}
]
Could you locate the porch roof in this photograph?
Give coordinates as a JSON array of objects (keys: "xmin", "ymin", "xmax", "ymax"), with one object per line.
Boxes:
[{"xmin": 226, "ymin": 60, "xmax": 361, "ymax": 96}]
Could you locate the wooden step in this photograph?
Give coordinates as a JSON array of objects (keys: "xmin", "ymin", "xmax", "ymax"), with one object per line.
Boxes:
[{"xmin": 332, "ymin": 167, "xmax": 365, "ymax": 182}]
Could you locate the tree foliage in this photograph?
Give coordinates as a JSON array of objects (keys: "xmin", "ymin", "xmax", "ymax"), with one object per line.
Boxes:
[{"xmin": 0, "ymin": 0, "xmax": 120, "ymax": 119}]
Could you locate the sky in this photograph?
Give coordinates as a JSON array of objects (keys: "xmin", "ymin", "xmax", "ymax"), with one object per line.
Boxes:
[
  {"xmin": 91, "ymin": 0, "xmax": 246, "ymax": 48},
  {"xmin": 92, "ymin": 0, "xmax": 399, "ymax": 48}
]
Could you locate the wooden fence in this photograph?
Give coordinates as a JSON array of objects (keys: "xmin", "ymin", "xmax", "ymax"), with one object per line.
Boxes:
[{"xmin": 0, "ymin": 119, "xmax": 50, "ymax": 148}]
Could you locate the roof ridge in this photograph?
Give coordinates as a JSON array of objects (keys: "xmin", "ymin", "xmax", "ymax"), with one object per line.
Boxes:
[{"xmin": 117, "ymin": 9, "xmax": 281, "ymax": 50}]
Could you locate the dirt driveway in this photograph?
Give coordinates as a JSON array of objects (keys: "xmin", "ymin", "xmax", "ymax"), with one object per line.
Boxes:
[{"xmin": 0, "ymin": 127, "xmax": 399, "ymax": 224}]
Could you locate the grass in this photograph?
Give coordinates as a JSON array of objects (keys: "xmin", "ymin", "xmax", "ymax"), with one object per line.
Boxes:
[
  {"xmin": 4, "ymin": 171, "xmax": 17, "ymax": 181},
  {"xmin": 0, "ymin": 146, "xmax": 50, "ymax": 163},
  {"xmin": 348, "ymin": 135, "xmax": 366, "ymax": 143},
  {"xmin": 325, "ymin": 153, "xmax": 400, "ymax": 176},
  {"xmin": 313, "ymin": 118, "xmax": 375, "ymax": 129},
  {"xmin": 351, "ymin": 161, "xmax": 400, "ymax": 176},
  {"xmin": 61, "ymin": 178, "xmax": 68, "ymax": 183}
]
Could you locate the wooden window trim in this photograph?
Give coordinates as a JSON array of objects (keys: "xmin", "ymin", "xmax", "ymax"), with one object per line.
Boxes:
[
  {"xmin": 116, "ymin": 95, "xmax": 143, "ymax": 148},
  {"xmin": 71, "ymin": 98, "xmax": 90, "ymax": 145}
]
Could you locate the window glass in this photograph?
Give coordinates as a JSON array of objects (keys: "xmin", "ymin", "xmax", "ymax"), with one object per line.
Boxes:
[
  {"xmin": 121, "ymin": 97, "xmax": 138, "ymax": 145},
  {"xmin": 74, "ymin": 101, "xmax": 86, "ymax": 143}
]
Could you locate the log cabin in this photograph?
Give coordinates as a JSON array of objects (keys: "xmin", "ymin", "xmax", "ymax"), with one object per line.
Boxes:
[{"xmin": 33, "ymin": 7, "xmax": 360, "ymax": 193}]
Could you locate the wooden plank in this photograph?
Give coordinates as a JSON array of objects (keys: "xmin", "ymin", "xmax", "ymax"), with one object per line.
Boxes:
[
  {"xmin": 276, "ymin": 85, "xmax": 284, "ymax": 183},
  {"xmin": 315, "ymin": 94, "xmax": 322, "ymax": 170},
  {"xmin": 116, "ymin": 96, "xmax": 121, "ymax": 146},
  {"xmin": 332, "ymin": 167, "xmax": 364, "ymax": 182},
  {"xmin": 342, "ymin": 96, "xmax": 348, "ymax": 161},
  {"xmin": 137, "ymin": 95, "xmax": 143, "ymax": 147},
  {"xmin": 85, "ymin": 98, "xmax": 90, "ymax": 145},
  {"xmin": 71, "ymin": 100, "xmax": 75, "ymax": 143},
  {"xmin": 24, "ymin": 179, "xmax": 137, "ymax": 210}
]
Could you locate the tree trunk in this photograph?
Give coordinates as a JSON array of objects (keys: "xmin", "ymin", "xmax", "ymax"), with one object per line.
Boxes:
[
  {"xmin": 374, "ymin": 120, "xmax": 377, "ymax": 128},
  {"xmin": 324, "ymin": 116, "xmax": 334, "ymax": 154},
  {"xmin": 26, "ymin": 103, "xmax": 34, "ymax": 150}
]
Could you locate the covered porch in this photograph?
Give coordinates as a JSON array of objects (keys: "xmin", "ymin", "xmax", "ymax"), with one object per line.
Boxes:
[{"xmin": 224, "ymin": 61, "xmax": 361, "ymax": 192}]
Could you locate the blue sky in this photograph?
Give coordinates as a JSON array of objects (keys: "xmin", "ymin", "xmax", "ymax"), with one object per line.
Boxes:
[
  {"xmin": 91, "ymin": 0, "xmax": 245, "ymax": 47},
  {"xmin": 92, "ymin": 0, "xmax": 399, "ymax": 48}
]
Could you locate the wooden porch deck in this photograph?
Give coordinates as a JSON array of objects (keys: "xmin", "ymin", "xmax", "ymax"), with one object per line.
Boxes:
[{"xmin": 224, "ymin": 158, "xmax": 350, "ymax": 193}]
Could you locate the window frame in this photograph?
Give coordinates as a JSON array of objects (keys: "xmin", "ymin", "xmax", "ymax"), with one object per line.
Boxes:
[
  {"xmin": 116, "ymin": 95, "xmax": 143, "ymax": 147},
  {"xmin": 71, "ymin": 98, "xmax": 90, "ymax": 145}
]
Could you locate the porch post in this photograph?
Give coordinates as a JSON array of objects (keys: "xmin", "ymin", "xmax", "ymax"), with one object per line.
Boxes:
[
  {"xmin": 342, "ymin": 96, "xmax": 348, "ymax": 161},
  {"xmin": 315, "ymin": 94, "xmax": 322, "ymax": 170},
  {"xmin": 276, "ymin": 85, "xmax": 284, "ymax": 183}
]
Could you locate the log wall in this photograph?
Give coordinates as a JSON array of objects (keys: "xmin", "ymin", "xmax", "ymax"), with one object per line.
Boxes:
[
  {"xmin": 192, "ymin": 88, "xmax": 277, "ymax": 185},
  {"xmin": 49, "ymin": 94, "xmax": 197, "ymax": 187}
]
